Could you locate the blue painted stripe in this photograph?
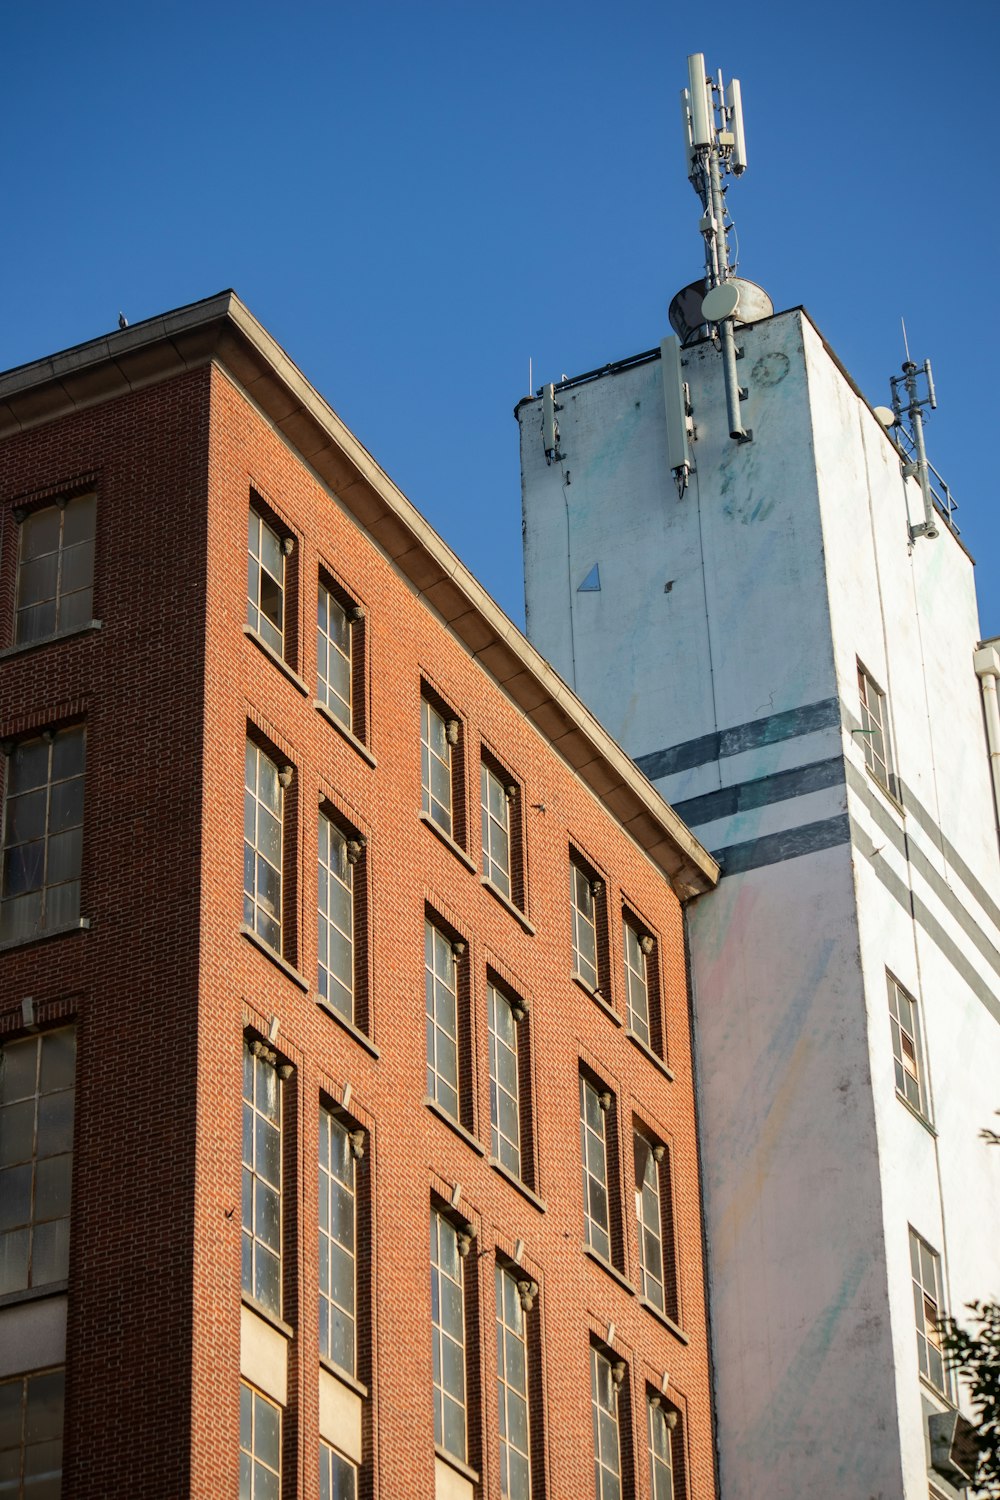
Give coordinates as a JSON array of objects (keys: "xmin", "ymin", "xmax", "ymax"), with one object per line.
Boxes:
[
  {"xmin": 711, "ymin": 813, "xmax": 851, "ymax": 874},
  {"xmin": 636, "ymin": 696, "xmax": 841, "ymax": 781},
  {"xmin": 672, "ymin": 756, "xmax": 845, "ymax": 829}
]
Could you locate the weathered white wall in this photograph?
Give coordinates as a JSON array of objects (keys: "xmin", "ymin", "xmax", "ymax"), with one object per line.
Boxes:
[{"xmin": 519, "ymin": 307, "xmax": 1000, "ymax": 1499}]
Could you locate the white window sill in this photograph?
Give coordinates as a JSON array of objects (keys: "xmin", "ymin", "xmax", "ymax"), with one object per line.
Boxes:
[
  {"xmin": 240, "ymin": 924, "xmax": 309, "ymax": 991},
  {"xmin": 423, "ymin": 1097, "xmax": 485, "ymax": 1156},
  {"xmin": 316, "ymin": 996, "xmax": 380, "ymax": 1058},
  {"xmin": 319, "ymin": 1356, "xmax": 369, "ymax": 1400},
  {"xmin": 572, "ymin": 973, "xmax": 621, "ymax": 1026},
  {"xmin": 243, "ymin": 625, "xmax": 310, "ymax": 695},
  {"xmin": 861, "ymin": 760, "xmax": 906, "ymax": 817},
  {"xmin": 418, "ymin": 811, "xmax": 477, "ymax": 873},
  {"xmin": 314, "ymin": 700, "xmax": 376, "ymax": 768},
  {"xmin": 583, "ymin": 1244, "xmax": 635, "ymax": 1296},
  {"xmin": 481, "ymin": 876, "xmax": 535, "ymax": 934},
  {"xmin": 488, "ymin": 1155, "xmax": 546, "ymax": 1213},
  {"xmin": 434, "ymin": 1446, "xmax": 479, "ymax": 1487},
  {"xmin": 0, "ymin": 620, "xmax": 102, "ymax": 659},
  {"xmin": 626, "ymin": 1029, "xmax": 674, "ymax": 1081},
  {"xmin": 241, "ymin": 1293, "xmax": 294, "ymax": 1341},
  {"xmin": 638, "ymin": 1295, "xmax": 689, "ymax": 1344},
  {"xmin": 0, "ymin": 917, "xmax": 90, "ymax": 954},
  {"xmin": 896, "ymin": 1089, "xmax": 937, "ymax": 1136}
]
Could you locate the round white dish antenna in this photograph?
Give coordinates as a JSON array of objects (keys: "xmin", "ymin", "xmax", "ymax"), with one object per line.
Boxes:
[
  {"xmin": 873, "ymin": 405, "xmax": 897, "ymax": 428},
  {"xmin": 701, "ymin": 283, "xmax": 741, "ymax": 323}
]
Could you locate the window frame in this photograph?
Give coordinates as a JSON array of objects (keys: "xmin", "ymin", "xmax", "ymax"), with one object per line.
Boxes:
[
  {"xmin": 634, "ymin": 1127, "xmax": 673, "ymax": 1317},
  {"xmin": 0, "ymin": 1366, "xmax": 65, "ymax": 1497},
  {"xmin": 425, "ymin": 918, "xmax": 463, "ymax": 1123},
  {"xmin": 857, "ymin": 660, "xmax": 894, "ymax": 796},
  {"xmin": 481, "ymin": 760, "xmax": 514, "ymax": 900},
  {"xmin": 0, "ymin": 1026, "xmax": 76, "ymax": 1298},
  {"xmin": 909, "ymin": 1227, "xmax": 949, "ymax": 1397},
  {"xmin": 244, "ymin": 738, "xmax": 289, "ymax": 956},
  {"xmin": 570, "ymin": 855, "xmax": 606, "ymax": 997},
  {"xmin": 591, "ymin": 1345, "xmax": 623, "ymax": 1500},
  {"xmin": 317, "ymin": 574, "xmax": 365, "ymax": 742},
  {"xmin": 580, "ymin": 1073, "xmax": 613, "ymax": 1264},
  {"xmin": 320, "ymin": 1438, "xmax": 358, "ymax": 1500},
  {"xmin": 495, "ymin": 1263, "xmax": 532, "ymax": 1500},
  {"xmin": 318, "ymin": 810, "xmax": 363, "ymax": 1025},
  {"xmin": 318, "ymin": 1105, "xmax": 361, "ymax": 1378},
  {"xmin": 15, "ymin": 492, "xmax": 97, "ymax": 646},
  {"xmin": 887, "ymin": 972, "xmax": 928, "ymax": 1119},
  {"xmin": 421, "ymin": 691, "xmax": 463, "ymax": 844},
  {"xmin": 1, "ymin": 725, "xmax": 86, "ymax": 943},
  {"xmin": 240, "ymin": 1379, "xmax": 282, "ymax": 1499},
  {"xmin": 431, "ymin": 1207, "xmax": 469, "ymax": 1464},
  {"xmin": 487, "ymin": 981, "xmax": 526, "ymax": 1182},
  {"xmin": 647, "ymin": 1392, "xmax": 681, "ymax": 1500},
  {"xmin": 247, "ymin": 504, "xmax": 291, "ymax": 661},
  {"xmin": 242, "ymin": 1038, "xmax": 284, "ymax": 1318}
]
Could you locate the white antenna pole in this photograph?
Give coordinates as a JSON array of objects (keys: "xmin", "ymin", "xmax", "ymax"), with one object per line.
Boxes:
[{"xmin": 901, "ymin": 316, "xmax": 911, "ymax": 363}]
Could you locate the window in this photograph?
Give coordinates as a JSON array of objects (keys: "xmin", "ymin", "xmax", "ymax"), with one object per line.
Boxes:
[
  {"xmin": 240, "ymin": 1381, "xmax": 281, "ymax": 1500},
  {"xmin": 623, "ymin": 918, "xmax": 662, "ymax": 1053},
  {"xmin": 319, "ymin": 1108, "xmax": 358, "ymax": 1375},
  {"xmin": 425, "ymin": 920, "xmax": 461, "ymax": 1121},
  {"xmin": 496, "ymin": 1265, "xmax": 531, "ymax": 1500},
  {"xmin": 318, "ymin": 814, "xmax": 359, "ymax": 1022},
  {"xmin": 0, "ymin": 1368, "xmax": 64, "ymax": 1498},
  {"xmin": 647, "ymin": 1395, "xmax": 680, "ymax": 1500},
  {"xmin": 15, "ymin": 493, "xmax": 96, "ymax": 645},
  {"xmin": 421, "ymin": 696, "xmax": 459, "ymax": 839},
  {"xmin": 910, "ymin": 1228, "xmax": 948, "ymax": 1395},
  {"xmin": 244, "ymin": 741, "xmax": 287, "ymax": 954},
  {"xmin": 481, "ymin": 763, "xmax": 513, "ymax": 899},
  {"xmin": 488, "ymin": 983, "xmax": 524, "ymax": 1179},
  {"xmin": 571, "ymin": 861, "xmax": 603, "ymax": 994},
  {"xmin": 242, "ymin": 1040, "xmax": 282, "ymax": 1316},
  {"xmin": 247, "ymin": 508, "xmax": 288, "ymax": 658},
  {"xmin": 591, "ymin": 1347, "xmax": 623, "ymax": 1500},
  {"xmin": 320, "ymin": 1441, "xmax": 357, "ymax": 1500},
  {"xmin": 0, "ymin": 1028, "xmax": 75, "ymax": 1296},
  {"xmin": 888, "ymin": 973, "xmax": 926, "ymax": 1116},
  {"xmin": 857, "ymin": 662, "xmax": 893, "ymax": 794},
  {"xmin": 580, "ymin": 1075, "xmax": 612, "ymax": 1263},
  {"xmin": 431, "ymin": 1209, "xmax": 467, "ymax": 1463},
  {"xmin": 1, "ymin": 726, "xmax": 85, "ymax": 943},
  {"xmin": 317, "ymin": 582, "xmax": 356, "ymax": 734},
  {"xmin": 635, "ymin": 1130, "xmax": 676, "ymax": 1319}
]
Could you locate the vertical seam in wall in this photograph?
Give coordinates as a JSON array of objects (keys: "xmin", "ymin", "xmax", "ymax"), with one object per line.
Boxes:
[
  {"xmin": 691, "ymin": 464, "xmax": 722, "ymax": 789},
  {"xmin": 561, "ymin": 459, "xmax": 578, "ymax": 691}
]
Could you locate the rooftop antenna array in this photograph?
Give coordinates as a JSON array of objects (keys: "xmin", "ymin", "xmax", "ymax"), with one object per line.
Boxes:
[
  {"xmin": 874, "ymin": 324, "xmax": 958, "ymax": 541},
  {"xmin": 680, "ymin": 53, "xmax": 750, "ymax": 442}
]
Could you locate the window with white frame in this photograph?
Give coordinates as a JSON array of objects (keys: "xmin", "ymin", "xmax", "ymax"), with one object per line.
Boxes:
[
  {"xmin": 320, "ymin": 1440, "xmax": 357, "ymax": 1500},
  {"xmin": 425, "ymin": 920, "xmax": 461, "ymax": 1120},
  {"xmin": 319, "ymin": 1108, "xmax": 358, "ymax": 1376},
  {"xmin": 240, "ymin": 1381, "xmax": 281, "ymax": 1499},
  {"xmin": 317, "ymin": 582, "xmax": 353, "ymax": 732},
  {"xmin": 431, "ymin": 1209, "xmax": 467, "ymax": 1463},
  {"xmin": 488, "ymin": 982, "xmax": 522, "ymax": 1179},
  {"xmin": 623, "ymin": 918, "xmax": 654, "ymax": 1048},
  {"xmin": 647, "ymin": 1394, "xmax": 679, "ymax": 1500},
  {"xmin": 16, "ymin": 493, "xmax": 96, "ymax": 644},
  {"xmin": 888, "ymin": 973, "xmax": 926, "ymax": 1117},
  {"xmin": 496, "ymin": 1265, "xmax": 531, "ymax": 1500},
  {"xmin": 481, "ymin": 762, "xmax": 513, "ymax": 899},
  {"xmin": 421, "ymin": 697, "xmax": 457, "ymax": 838},
  {"xmin": 909, "ymin": 1228, "xmax": 948, "ymax": 1395},
  {"xmin": 1, "ymin": 725, "xmax": 85, "ymax": 943},
  {"xmin": 247, "ymin": 508, "xmax": 287, "ymax": 658},
  {"xmin": 570, "ymin": 862, "xmax": 601, "ymax": 992},
  {"xmin": 244, "ymin": 741, "xmax": 286, "ymax": 953},
  {"xmin": 857, "ymin": 661, "xmax": 893, "ymax": 795},
  {"xmin": 591, "ymin": 1347, "xmax": 623, "ymax": 1500},
  {"xmin": 318, "ymin": 815, "xmax": 356, "ymax": 1021},
  {"xmin": 634, "ymin": 1130, "xmax": 668, "ymax": 1315},
  {"xmin": 0, "ymin": 1027, "xmax": 76, "ymax": 1297},
  {"xmin": 242, "ymin": 1040, "xmax": 282, "ymax": 1316},
  {"xmin": 580, "ymin": 1074, "xmax": 612, "ymax": 1263},
  {"xmin": 0, "ymin": 1368, "xmax": 65, "ymax": 1497}
]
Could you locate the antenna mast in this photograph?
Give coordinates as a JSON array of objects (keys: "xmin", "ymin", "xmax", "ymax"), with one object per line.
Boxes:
[
  {"xmin": 889, "ymin": 353, "xmax": 939, "ymax": 541},
  {"xmin": 680, "ymin": 54, "xmax": 750, "ymax": 442}
]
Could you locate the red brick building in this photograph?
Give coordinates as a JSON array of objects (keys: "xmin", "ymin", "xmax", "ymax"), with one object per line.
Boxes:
[{"xmin": 0, "ymin": 293, "xmax": 719, "ymax": 1500}]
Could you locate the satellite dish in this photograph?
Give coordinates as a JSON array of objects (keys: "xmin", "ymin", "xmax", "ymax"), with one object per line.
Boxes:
[
  {"xmin": 701, "ymin": 282, "xmax": 741, "ymax": 323},
  {"xmin": 873, "ymin": 405, "xmax": 896, "ymax": 429}
]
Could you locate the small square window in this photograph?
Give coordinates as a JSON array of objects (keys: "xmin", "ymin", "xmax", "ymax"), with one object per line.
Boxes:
[
  {"xmin": 857, "ymin": 661, "xmax": 894, "ymax": 795},
  {"xmin": 1, "ymin": 726, "xmax": 86, "ymax": 943},
  {"xmin": 887, "ymin": 973, "xmax": 927, "ymax": 1117},
  {"xmin": 240, "ymin": 1381, "xmax": 282, "ymax": 1499},
  {"xmin": 16, "ymin": 493, "xmax": 96, "ymax": 645},
  {"xmin": 248, "ymin": 507, "xmax": 289, "ymax": 659}
]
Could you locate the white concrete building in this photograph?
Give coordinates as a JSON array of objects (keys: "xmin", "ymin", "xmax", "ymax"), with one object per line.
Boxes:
[{"xmin": 516, "ymin": 292, "xmax": 1000, "ymax": 1496}]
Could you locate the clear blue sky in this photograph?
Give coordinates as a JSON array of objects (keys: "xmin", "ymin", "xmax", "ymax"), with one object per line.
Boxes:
[{"xmin": 6, "ymin": 1, "xmax": 998, "ymax": 634}]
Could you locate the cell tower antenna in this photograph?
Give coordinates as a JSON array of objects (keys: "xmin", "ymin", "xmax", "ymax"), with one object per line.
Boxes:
[
  {"xmin": 680, "ymin": 53, "xmax": 750, "ymax": 441},
  {"xmin": 888, "ymin": 344, "xmax": 942, "ymax": 543},
  {"xmin": 901, "ymin": 316, "xmax": 911, "ymax": 363}
]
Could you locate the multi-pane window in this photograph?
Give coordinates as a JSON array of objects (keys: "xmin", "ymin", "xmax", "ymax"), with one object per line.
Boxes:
[
  {"xmin": 580, "ymin": 1075, "xmax": 612, "ymax": 1263},
  {"xmin": 320, "ymin": 1441, "xmax": 357, "ymax": 1500},
  {"xmin": 888, "ymin": 974, "xmax": 926, "ymax": 1116},
  {"xmin": 571, "ymin": 863, "xmax": 600, "ymax": 992},
  {"xmin": 1, "ymin": 726, "xmax": 85, "ymax": 943},
  {"xmin": 591, "ymin": 1347, "xmax": 622, "ymax": 1500},
  {"xmin": 481, "ymin": 763, "xmax": 512, "ymax": 898},
  {"xmin": 242, "ymin": 1041, "xmax": 282, "ymax": 1316},
  {"xmin": 0, "ymin": 1368, "xmax": 65, "ymax": 1499},
  {"xmin": 421, "ymin": 698, "xmax": 455, "ymax": 838},
  {"xmin": 488, "ymin": 984, "xmax": 522, "ymax": 1179},
  {"xmin": 318, "ymin": 815, "xmax": 354, "ymax": 1021},
  {"xmin": 496, "ymin": 1266, "xmax": 531, "ymax": 1500},
  {"xmin": 247, "ymin": 509, "xmax": 286, "ymax": 657},
  {"xmin": 431, "ymin": 1210, "xmax": 467, "ymax": 1463},
  {"xmin": 0, "ymin": 1028, "xmax": 75, "ymax": 1296},
  {"xmin": 317, "ymin": 583, "xmax": 352, "ymax": 732},
  {"xmin": 16, "ymin": 494, "xmax": 96, "ymax": 644},
  {"xmin": 319, "ymin": 1108, "xmax": 357, "ymax": 1375},
  {"xmin": 635, "ymin": 1131, "xmax": 667, "ymax": 1314},
  {"xmin": 623, "ymin": 920, "xmax": 654, "ymax": 1048},
  {"xmin": 425, "ymin": 921, "xmax": 460, "ymax": 1120},
  {"xmin": 240, "ymin": 1381, "xmax": 281, "ymax": 1500},
  {"xmin": 244, "ymin": 741, "xmax": 284, "ymax": 953},
  {"xmin": 910, "ymin": 1228, "xmax": 947, "ymax": 1394},
  {"xmin": 858, "ymin": 662, "xmax": 893, "ymax": 794},
  {"xmin": 648, "ymin": 1397, "xmax": 678, "ymax": 1500}
]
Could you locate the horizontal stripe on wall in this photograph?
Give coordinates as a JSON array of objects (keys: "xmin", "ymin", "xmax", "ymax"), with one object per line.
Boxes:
[
  {"xmin": 710, "ymin": 813, "xmax": 851, "ymax": 875},
  {"xmin": 636, "ymin": 696, "xmax": 841, "ymax": 781},
  {"xmin": 672, "ymin": 756, "xmax": 845, "ymax": 829}
]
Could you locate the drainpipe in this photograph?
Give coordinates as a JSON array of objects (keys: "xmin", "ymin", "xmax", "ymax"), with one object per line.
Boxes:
[{"xmin": 974, "ymin": 642, "xmax": 1000, "ymax": 840}]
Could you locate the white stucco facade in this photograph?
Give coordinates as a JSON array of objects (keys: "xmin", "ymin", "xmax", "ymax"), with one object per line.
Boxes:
[{"xmin": 517, "ymin": 307, "xmax": 1000, "ymax": 1498}]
